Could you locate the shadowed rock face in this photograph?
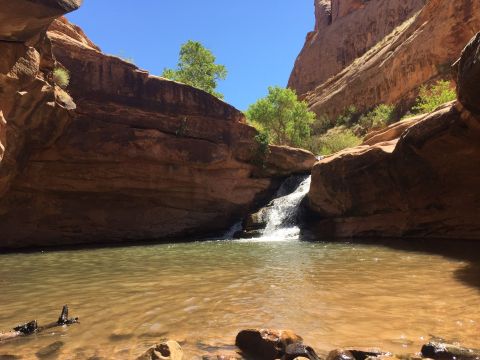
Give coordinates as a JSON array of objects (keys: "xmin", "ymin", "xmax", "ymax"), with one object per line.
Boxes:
[
  {"xmin": 306, "ymin": 33, "xmax": 480, "ymax": 240},
  {"xmin": 289, "ymin": 0, "xmax": 480, "ymax": 118},
  {"xmin": 456, "ymin": 33, "xmax": 480, "ymax": 115},
  {"xmin": 0, "ymin": 5, "xmax": 315, "ymax": 249},
  {"xmin": 0, "ymin": 0, "xmax": 82, "ymax": 41}
]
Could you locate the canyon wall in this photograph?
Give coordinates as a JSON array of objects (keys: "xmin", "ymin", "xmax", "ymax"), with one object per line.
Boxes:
[
  {"xmin": 0, "ymin": 1, "xmax": 315, "ymax": 249},
  {"xmin": 290, "ymin": 0, "xmax": 480, "ymax": 118},
  {"xmin": 305, "ymin": 33, "xmax": 480, "ymax": 239}
]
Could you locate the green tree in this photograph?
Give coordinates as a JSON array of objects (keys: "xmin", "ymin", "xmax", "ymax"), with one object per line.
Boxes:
[
  {"xmin": 412, "ymin": 80, "xmax": 456, "ymax": 114},
  {"xmin": 311, "ymin": 127, "xmax": 362, "ymax": 155},
  {"xmin": 246, "ymin": 86, "xmax": 316, "ymax": 147},
  {"xmin": 162, "ymin": 40, "xmax": 227, "ymax": 98},
  {"xmin": 358, "ymin": 104, "xmax": 396, "ymax": 132}
]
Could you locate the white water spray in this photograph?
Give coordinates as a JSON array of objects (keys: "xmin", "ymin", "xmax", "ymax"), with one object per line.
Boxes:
[{"xmin": 223, "ymin": 175, "xmax": 312, "ymax": 242}]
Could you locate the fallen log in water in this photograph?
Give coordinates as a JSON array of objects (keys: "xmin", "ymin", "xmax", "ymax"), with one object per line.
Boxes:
[{"xmin": 0, "ymin": 305, "xmax": 78, "ymax": 342}]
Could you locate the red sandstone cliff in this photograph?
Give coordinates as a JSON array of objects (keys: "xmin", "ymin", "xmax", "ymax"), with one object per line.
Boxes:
[
  {"xmin": 289, "ymin": 0, "xmax": 480, "ymax": 118},
  {"xmin": 306, "ymin": 34, "xmax": 480, "ymax": 240},
  {"xmin": 0, "ymin": 1, "xmax": 315, "ymax": 249}
]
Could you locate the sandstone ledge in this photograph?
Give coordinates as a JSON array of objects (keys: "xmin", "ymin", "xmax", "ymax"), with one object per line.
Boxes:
[{"xmin": 0, "ymin": 5, "xmax": 315, "ymax": 249}]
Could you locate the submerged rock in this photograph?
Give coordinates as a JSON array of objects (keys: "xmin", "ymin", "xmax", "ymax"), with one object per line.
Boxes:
[{"xmin": 137, "ymin": 341, "xmax": 184, "ymax": 360}]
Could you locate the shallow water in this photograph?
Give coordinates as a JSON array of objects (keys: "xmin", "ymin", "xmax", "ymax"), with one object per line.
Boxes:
[{"xmin": 0, "ymin": 239, "xmax": 479, "ymax": 359}]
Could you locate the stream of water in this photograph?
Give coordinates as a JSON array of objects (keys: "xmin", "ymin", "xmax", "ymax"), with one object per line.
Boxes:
[{"xmin": 0, "ymin": 178, "xmax": 479, "ymax": 359}]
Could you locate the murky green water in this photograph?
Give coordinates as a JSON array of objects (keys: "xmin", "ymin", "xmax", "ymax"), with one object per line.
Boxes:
[{"xmin": 0, "ymin": 239, "xmax": 479, "ymax": 359}]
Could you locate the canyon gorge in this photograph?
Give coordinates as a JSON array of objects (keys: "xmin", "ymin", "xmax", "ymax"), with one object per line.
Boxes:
[
  {"xmin": 0, "ymin": 0, "xmax": 479, "ymax": 248},
  {"xmin": 1, "ymin": 0, "xmax": 480, "ymax": 359}
]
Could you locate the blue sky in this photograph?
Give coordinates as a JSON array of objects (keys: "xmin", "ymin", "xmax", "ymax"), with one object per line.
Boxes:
[{"xmin": 67, "ymin": 1, "xmax": 314, "ymax": 111}]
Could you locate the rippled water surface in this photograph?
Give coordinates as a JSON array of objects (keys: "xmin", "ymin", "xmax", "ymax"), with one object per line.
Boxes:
[{"xmin": 0, "ymin": 240, "xmax": 479, "ymax": 359}]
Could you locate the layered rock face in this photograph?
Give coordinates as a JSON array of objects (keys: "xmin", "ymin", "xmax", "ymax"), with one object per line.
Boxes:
[
  {"xmin": 306, "ymin": 34, "xmax": 480, "ymax": 240},
  {"xmin": 0, "ymin": 4, "xmax": 315, "ymax": 249},
  {"xmin": 289, "ymin": 0, "xmax": 425, "ymax": 97},
  {"xmin": 289, "ymin": 0, "xmax": 480, "ymax": 118},
  {"xmin": 0, "ymin": 0, "xmax": 79, "ymax": 199}
]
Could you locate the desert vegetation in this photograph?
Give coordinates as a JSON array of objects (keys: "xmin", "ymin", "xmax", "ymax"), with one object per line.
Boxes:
[
  {"xmin": 306, "ymin": 80, "xmax": 456, "ymax": 155},
  {"xmin": 246, "ymin": 86, "xmax": 315, "ymax": 148},
  {"xmin": 52, "ymin": 67, "xmax": 70, "ymax": 89},
  {"xmin": 162, "ymin": 40, "xmax": 227, "ymax": 99}
]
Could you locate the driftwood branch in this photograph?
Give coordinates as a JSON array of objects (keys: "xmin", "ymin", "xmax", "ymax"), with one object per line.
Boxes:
[{"xmin": 0, "ymin": 305, "xmax": 78, "ymax": 342}]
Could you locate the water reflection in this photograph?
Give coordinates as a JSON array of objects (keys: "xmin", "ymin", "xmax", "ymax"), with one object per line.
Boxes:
[{"xmin": 0, "ymin": 240, "xmax": 479, "ymax": 359}]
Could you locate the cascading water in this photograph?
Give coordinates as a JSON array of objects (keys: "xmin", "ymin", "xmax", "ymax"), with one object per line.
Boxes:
[
  {"xmin": 258, "ymin": 175, "xmax": 311, "ymax": 241},
  {"xmin": 259, "ymin": 176, "xmax": 311, "ymax": 241},
  {"xmin": 223, "ymin": 175, "xmax": 312, "ymax": 241}
]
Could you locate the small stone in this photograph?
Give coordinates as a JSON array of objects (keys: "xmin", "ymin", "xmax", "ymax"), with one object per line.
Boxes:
[{"xmin": 327, "ymin": 349, "xmax": 356, "ymax": 360}]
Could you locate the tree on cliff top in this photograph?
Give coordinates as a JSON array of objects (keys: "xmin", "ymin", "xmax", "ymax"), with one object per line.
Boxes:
[
  {"xmin": 246, "ymin": 86, "xmax": 316, "ymax": 148},
  {"xmin": 162, "ymin": 40, "xmax": 227, "ymax": 99}
]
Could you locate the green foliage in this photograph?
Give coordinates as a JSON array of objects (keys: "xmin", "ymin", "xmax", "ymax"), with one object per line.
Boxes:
[
  {"xmin": 253, "ymin": 131, "xmax": 271, "ymax": 166},
  {"xmin": 246, "ymin": 86, "xmax": 316, "ymax": 148},
  {"xmin": 335, "ymin": 105, "xmax": 358, "ymax": 127},
  {"xmin": 310, "ymin": 127, "xmax": 362, "ymax": 156},
  {"xmin": 412, "ymin": 80, "xmax": 456, "ymax": 114},
  {"xmin": 358, "ymin": 104, "xmax": 396, "ymax": 132},
  {"xmin": 53, "ymin": 68, "xmax": 70, "ymax": 89},
  {"xmin": 162, "ymin": 40, "xmax": 227, "ymax": 99},
  {"xmin": 312, "ymin": 114, "xmax": 333, "ymax": 135}
]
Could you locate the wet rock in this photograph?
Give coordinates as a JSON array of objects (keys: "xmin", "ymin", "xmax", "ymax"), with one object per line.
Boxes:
[
  {"xmin": 243, "ymin": 207, "xmax": 270, "ymax": 232},
  {"xmin": 456, "ymin": 32, "xmax": 480, "ymax": 115},
  {"xmin": 137, "ymin": 340, "xmax": 183, "ymax": 360},
  {"xmin": 235, "ymin": 329, "xmax": 303, "ymax": 360},
  {"xmin": 35, "ymin": 341, "xmax": 64, "ymax": 359},
  {"xmin": 234, "ymin": 230, "xmax": 263, "ymax": 239},
  {"xmin": 421, "ymin": 341, "xmax": 480, "ymax": 360},
  {"xmin": 327, "ymin": 349, "xmax": 356, "ymax": 360},
  {"xmin": 286, "ymin": 343, "xmax": 322, "ymax": 360},
  {"xmin": 327, "ymin": 349, "xmax": 388, "ymax": 360}
]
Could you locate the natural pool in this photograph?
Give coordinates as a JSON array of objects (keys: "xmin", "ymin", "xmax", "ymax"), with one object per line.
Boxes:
[{"xmin": 0, "ymin": 238, "xmax": 479, "ymax": 359}]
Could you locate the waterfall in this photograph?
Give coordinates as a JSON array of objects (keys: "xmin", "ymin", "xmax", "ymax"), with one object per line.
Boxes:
[
  {"xmin": 261, "ymin": 176, "xmax": 311, "ymax": 240},
  {"xmin": 258, "ymin": 175, "xmax": 311, "ymax": 241},
  {"xmin": 223, "ymin": 175, "xmax": 312, "ymax": 241}
]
